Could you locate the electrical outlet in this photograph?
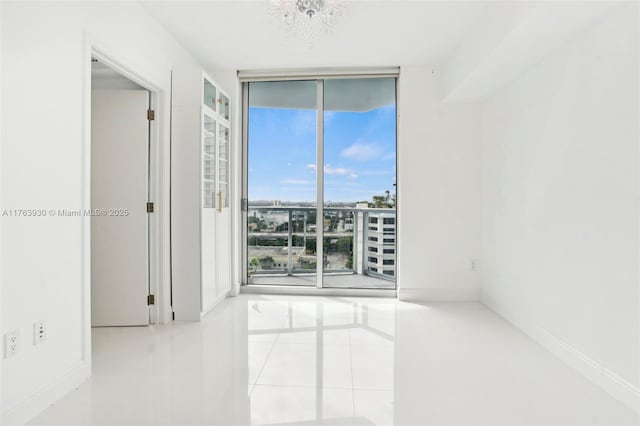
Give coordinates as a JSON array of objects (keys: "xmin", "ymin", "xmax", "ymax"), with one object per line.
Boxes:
[
  {"xmin": 471, "ymin": 259, "xmax": 477, "ymax": 271},
  {"xmin": 34, "ymin": 321, "xmax": 46, "ymax": 345},
  {"xmin": 4, "ymin": 330, "xmax": 20, "ymax": 358}
]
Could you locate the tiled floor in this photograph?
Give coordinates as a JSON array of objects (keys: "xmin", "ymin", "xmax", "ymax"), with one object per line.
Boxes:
[{"xmin": 29, "ymin": 295, "xmax": 638, "ymax": 425}]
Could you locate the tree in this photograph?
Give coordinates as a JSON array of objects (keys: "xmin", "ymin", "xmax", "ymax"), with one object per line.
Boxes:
[
  {"xmin": 372, "ymin": 190, "xmax": 395, "ymax": 208},
  {"xmin": 307, "ymin": 210, "xmax": 316, "ymax": 224},
  {"xmin": 345, "ymin": 258, "xmax": 353, "ymax": 269},
  {"xmin": 305, "ymin": 238, "xmax": 316, "ymax": 254},
  {"xmin": 249, "ymin": 257, "xmax": 259, "ymax": 276},
  {"xmin": 336, "ymin": 237, "xmax": 352, "ymax": 253},
  {"xmin": 372, "ymin": 195, "xmax": 386, "ymax": 208}
]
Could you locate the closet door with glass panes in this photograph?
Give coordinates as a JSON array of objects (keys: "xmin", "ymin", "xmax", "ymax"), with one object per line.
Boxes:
[
  {"xmin": 201, "ymin": 76, "xmax": 218, "ymax": 311},
  {"xmin": 201, "ymin": 74, "xmax": 232, "ymax": 312},
  {"xmin": 215, "ymin": 98, "xmax": 231, "ymax": 297}
]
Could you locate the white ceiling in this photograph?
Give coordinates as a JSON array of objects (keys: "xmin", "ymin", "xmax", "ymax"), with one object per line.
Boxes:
[{"xmin": 142, "ymin": 1, "xmax": 488, "ymax": 71}]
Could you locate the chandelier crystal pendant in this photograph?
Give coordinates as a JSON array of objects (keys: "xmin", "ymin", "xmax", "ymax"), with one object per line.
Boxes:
[
  {"xmin": 269, "ymin": 0, "xmax": 345, "ymax": 42},
  {"xmin": 297, "ymin": 0, "xmax": 324, "ymax": 18}
]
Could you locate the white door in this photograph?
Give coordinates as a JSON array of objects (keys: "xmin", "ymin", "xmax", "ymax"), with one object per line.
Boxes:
[
  {"xmin": 201, "ymin": 110, "xmax": 217, "ymax": 312},
  {"xmin": 91, "ymin": 89, "xmax": 150, "ymax": 326},
  {"xmin": 215, "ymin": 210, "xmax": 231, "ymax": 295},
  {"xmin": 216, "ymin": 121, "xmax": 232, "ymax": 295}
]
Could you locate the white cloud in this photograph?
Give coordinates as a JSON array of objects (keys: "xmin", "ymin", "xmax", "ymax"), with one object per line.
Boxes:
[
  {"xmin": 281, "ymin": 179, "xmax": 312, "ymax": 185},
  {"xmin": 306, "ymin": 163, "xmax": 358, "ymax": 179},
  {"xmin": 341, "ymin": 142, "xmax": 383, "ymax": 161},
  {"xmin": 324, "ymin": 165, "xmax": 349, "ymax": 175}
]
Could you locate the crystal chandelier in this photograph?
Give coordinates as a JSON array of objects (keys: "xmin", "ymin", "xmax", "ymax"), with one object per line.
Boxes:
[{"xmin": 269, "ymin": 0, "xmax": 345, "ymax": 42}]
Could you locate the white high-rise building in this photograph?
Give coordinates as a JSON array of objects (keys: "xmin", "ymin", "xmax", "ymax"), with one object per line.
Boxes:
[{"xmin": 365, "ymin": 212, "xmax": 396, "ymax": 277}]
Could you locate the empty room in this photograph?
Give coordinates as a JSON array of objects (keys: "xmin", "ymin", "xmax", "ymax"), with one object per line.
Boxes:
[{"xmin": 1, "ymin": 1, "xmax": 638, "ymax": 425}]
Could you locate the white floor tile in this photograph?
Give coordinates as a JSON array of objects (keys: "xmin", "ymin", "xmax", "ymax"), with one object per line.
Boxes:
[
  {"xmin": 351, "ymin": 343, "xmax": 395, "ymax": 390},
  {"xmin": 27, "ymin": 294, "xmax": 639, "ymax": 426},
  {"xmin": 248, "ymin": 340, "xmax": 276, "ymax": 385},
  {"xmin": 257, "ymin": 342, "xmax": 318, "ymax": 386},
  {"xmin": 322, "ymin": 344, "xmax": 354, "ymax": 388},
  {"xmin": 250, "ymin": 385, "xmax": 354, "ymax": 425},
  {"xmin": 354, "ymin": 389, "xmax": 394, "ymax": 426}
]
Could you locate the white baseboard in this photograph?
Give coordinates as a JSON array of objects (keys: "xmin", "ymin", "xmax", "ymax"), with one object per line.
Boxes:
[
  {"xmin": 200, "ymin": 290, "xmax": 230, "ymax": 319},
  {"xmin": 482, "ymin": 295, "xmax": 640, "ymax": 414},
  {"xmin": 240, "ymin": 285, "xmax": 396, "ymax": 298},
  {"xmin": 1, "ymin": 361, "xmax": 91, "ymax": 426},
  {"xmin": 398, "ymin": 287, "xmax": 481, "ymax": 302}
]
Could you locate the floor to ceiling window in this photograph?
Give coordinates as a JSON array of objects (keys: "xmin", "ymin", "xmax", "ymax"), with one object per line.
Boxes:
[{"xmin": 243, "ymin": 73, "xmax": 397, "ymax": 290}]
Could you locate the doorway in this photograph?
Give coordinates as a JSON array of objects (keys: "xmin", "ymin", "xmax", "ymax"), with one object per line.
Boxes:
[
  {"xmin": 242, "ymin": 75, "xmax": 397, "ymax": 290},
  {"xmin": 90, "ymin": 58, "xmax": 153, "ymax": 326}
]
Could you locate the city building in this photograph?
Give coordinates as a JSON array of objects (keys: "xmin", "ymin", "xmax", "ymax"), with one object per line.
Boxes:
[{"xmin": 366, "ymin": 212, "xmax": 396, "ymax": 277}]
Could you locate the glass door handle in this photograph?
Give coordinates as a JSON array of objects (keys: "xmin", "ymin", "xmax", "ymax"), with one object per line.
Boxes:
[{"xmin": 217, "ymin": 192, "xmax": 222, "ymax": 213}]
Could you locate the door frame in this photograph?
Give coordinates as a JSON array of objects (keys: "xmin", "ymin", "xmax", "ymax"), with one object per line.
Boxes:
[
  {"xmin": 81, "ymin": 38, "xmax": 170, "ymax": 363},
  {"xmin": 239, "ymin": 69, "xmax": 400, "ymax": 295}
]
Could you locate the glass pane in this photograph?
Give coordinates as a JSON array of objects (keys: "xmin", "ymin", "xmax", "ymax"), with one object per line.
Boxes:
[
  {"xmin": 220, "ymin": 92, "xmax": 230, "ymax": 120},
  {"xmin": 322, "ymin": 78, "xmax": 396, "ymax": 289},
  {"xmin": 218, "ymin": 123, "xmax": 229, "ymax": 208},
  {"xmin": 323, "ymin": 209, "xmax": 355, "ymax": 273},
  {"xmin": 292, "ymin": 210, "xmax": 317, "ymax": 273},
  {"xmin": 202, "ymin": 113, "xmax": 216, "ymax": 208},
  {"xmin": 247, "ymin": 80, "xmax": 318, "ymax": 286},
  {"xmin": 247, "ymin": 209, "xmax": 290, "ymax": 275},
  {"xmin": 203, "ymin": 78, "xmax": 217, "ymax": 112}
]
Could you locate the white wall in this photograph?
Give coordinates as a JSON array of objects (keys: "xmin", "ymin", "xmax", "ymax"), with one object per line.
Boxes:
[
  {"xmin": 1, "ymin": 2, "xmax": 202, "ymax": 423},
  {"xmin": 397, "ymin": 66, "xmax": 482, "ymax": 301},
  {"xmin": 480, "ymin": 3, "xmax": 639, "ymax": 409},
  {"xmin": 442, "ymin": 1, "xmax": 618, "ymax": 103},
  {"xmin": 171, "ymin": 65, "xmax": 204, "ymax": 321}
]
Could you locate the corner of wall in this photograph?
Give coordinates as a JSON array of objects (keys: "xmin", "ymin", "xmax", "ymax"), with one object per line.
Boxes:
[
  {"xmin": 0, "ymin": 361, "xmax": 90, "ymax": 426},
  {"xmin": 481, "ymin": 293, "xmax": 640, "ymax": 414}
]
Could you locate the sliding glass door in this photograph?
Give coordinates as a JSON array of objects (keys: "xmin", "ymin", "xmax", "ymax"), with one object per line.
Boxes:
[
  {"xmin": 322, "ymin": 78, "xmax": 396, "ymax": 289},
  {"xmin": 246, "ymin": 80, "xmax": 318, "ymax": 286},
  {"xmin": 245, "ymin": 76, "xmax": 396, "ymax": 290}
]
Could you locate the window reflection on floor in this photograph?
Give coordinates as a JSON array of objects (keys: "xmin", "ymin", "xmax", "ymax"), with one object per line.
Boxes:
[{"xmin": 247, "ymin": 298, "xmax": 396, "ymax": 425}]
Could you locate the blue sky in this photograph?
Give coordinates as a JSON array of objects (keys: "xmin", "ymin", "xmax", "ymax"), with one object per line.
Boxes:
[{"xmin": 248, "ymin": 104, "xmax": 396, "ymax": 203}]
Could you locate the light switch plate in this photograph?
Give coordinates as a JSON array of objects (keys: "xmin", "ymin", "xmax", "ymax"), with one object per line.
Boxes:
[{"xmin": 34, "ymin": 321, "xmax": 46, "ymax": 345}]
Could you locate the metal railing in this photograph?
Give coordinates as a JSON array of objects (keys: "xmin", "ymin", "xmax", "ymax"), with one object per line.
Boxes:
[{"xmin": 247, "ymin": 206, "xmax": 396, "ymax": 281}]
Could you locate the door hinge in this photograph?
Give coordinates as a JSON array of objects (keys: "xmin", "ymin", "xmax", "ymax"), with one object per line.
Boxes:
[
  {"xmin": 147, "ymin": 294, "xmax": 155, "ymax": 305},
  {"xmin": 146, "ymin": 202, "xmax": 154, "ymax": 213},
  {"xmin": 147, "ymin": 109, "xmax": 155, "ymax": 121}
]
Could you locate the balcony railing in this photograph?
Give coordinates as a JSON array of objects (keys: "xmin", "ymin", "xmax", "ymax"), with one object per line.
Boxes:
[{"xmin": 247, "ymin": 206, "xmax": 396, "ymax": 282}]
